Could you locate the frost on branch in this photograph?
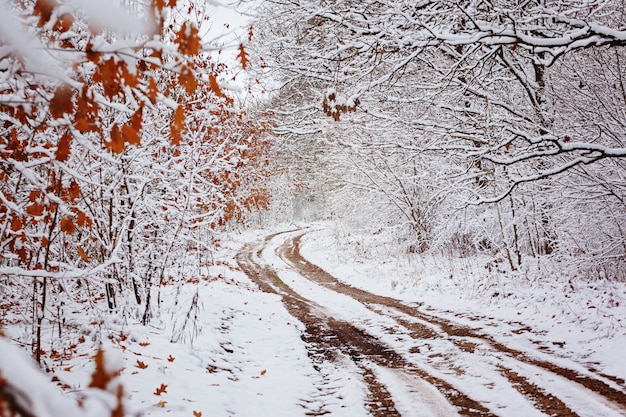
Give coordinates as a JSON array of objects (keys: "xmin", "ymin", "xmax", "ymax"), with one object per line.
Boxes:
[{"xmin": 322, "ymin": 89, "xmax": 359, "ymax": 121}]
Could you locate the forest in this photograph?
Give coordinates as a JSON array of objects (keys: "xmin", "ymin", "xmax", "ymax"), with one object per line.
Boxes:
[{"xmin": 1, "ymin": 1, "xmax": 625, "ymax": 416}]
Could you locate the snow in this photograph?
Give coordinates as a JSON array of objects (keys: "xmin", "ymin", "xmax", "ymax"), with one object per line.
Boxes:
[
  {"xmin": 299, "ymin": 225, "xmax": 626, "ymax": 392},
  {"xmin": 1, "ymin": 224, "xmax": 625, "ymax": 416},
  {"xmin": 0, "ymin": 339, "xmax": 83, "ymax": 417},
  {"xmin": 68, "ymin": 0, "xmax": 155, "ymax": 35}
]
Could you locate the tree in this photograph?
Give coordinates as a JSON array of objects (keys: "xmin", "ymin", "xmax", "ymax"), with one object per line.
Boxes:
[{"xmin": 247, "ymin": 0, "xmax": 626, "ymax": 276}]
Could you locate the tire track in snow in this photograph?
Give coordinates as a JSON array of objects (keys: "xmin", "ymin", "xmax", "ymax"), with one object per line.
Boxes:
[
  {"xmin": 237, "ymin": 232, "xmax": 491, "ymax": 417},
  {"xmin": 282, "ymin": 231, "xmax": 626, "ymax": 417}
]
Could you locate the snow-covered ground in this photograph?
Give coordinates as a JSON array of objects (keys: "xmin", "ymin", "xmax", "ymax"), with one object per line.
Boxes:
[
  {"xmin": 299, "ymin": 224, "xmax": 626, "ymax": 387},
  {"xmin": 2, "ymin": 223, "xmax": 625, "ymax": 416}
]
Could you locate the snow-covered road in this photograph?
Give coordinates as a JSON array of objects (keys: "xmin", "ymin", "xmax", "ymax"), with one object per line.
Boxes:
[{"xmin": 238, "ymin": 228, "xmax": 626, "ymax": 417}]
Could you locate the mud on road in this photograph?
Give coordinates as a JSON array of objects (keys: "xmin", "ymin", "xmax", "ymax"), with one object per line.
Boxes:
[{"xmin": 237, "ymin": 229, "xmax": 626, "ymax": 417}]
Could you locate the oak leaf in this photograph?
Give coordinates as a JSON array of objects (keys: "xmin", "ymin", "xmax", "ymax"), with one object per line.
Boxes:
[
  {"xmin": 170, "ymin": 106, "xmax": 185, "ymax": 145},
  {"xmin": 54, "ymin": 14, "xmax": 74, "ymax": 33},
  {"xmin": 50, "ymin": 85, "xmax": 74, "ymax": 119},
  {"xmin": 26, "ymin": 202, "xmax": 44, "ymax": 217},
  {"xmin": 179, "ymin": 65, "xmax": 197, "ymax": 95},
  {"xmin": 78, "ymin": 246, "xmax": 89, "ymax": 261},
  {"xmin": 60, "ymin": 216, "xmax": 75, "ymax": 234},
  {"xmin": 175, "ymin": 22, "xmax": 201, "ymax": 55},
  {"xmin": 121, "ymin": 125, "xmax": 141, "ymax": 147},
  {"xmin": 89, "ymin": 348, "xmax": 115, "ymax": 390},
  {"xmin": 154, "ymin": 383, "xmax": 168, "ymax": 395},
  {"xmin": 74, "ymin": 87, "xmax": 99, "ymax": 133},
  {"xmin": 107, "ymin": 125, "xmax": 126, "ymax": 154},
  {"xmin": 67, "ymin": 180, "xmax": 81, "ymax": 203},
  {"xmin": 193, "ymin": 411, "xmax": 202, "ymax": 417},
  {"xmin": 76, "ymin": 210, "xmax": 89, "ymax": 227},
  {"xmin": 237, "ymin": 44, "xmax": 249, "ymax": 70},
  {"xmin": 147, "ymin": 77, "xmax": 159, "ymax": 104},
  {"xmin": 209, "ymin": 74, "xmax": 222, "ymax": 97},
  {"xmin": 95, "ymin": 58, "xmax": 122, "ymax": 100},
  {"xmin": 55, "ymin": 132, "xmax": 72, "ymax": 161},
  {"xmin": 120, "ymin": 62, "xmax": 138, "ymax": 88},
  {"xmin": 34, "ymin": 0, "xmax": 58, "ymax": 27},
  {"xmin": 135, "ymin": 360, "xmax": 148, "ymax": 369},
  {"xmin": 10, "ymin": 216, "xmax": 22, "ymax": 232}
]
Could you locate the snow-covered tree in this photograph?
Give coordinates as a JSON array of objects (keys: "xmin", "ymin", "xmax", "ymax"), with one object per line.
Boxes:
[
  {"xmin": 0, "ymin": 0, "xmax": 269, "ymax": 370},
  {"xmin": 246, "ymin": 0, "xmax": 626, "ymax": 276}
]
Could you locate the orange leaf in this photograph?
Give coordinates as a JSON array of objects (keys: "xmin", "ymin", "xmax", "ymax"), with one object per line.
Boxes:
[
  {"xmin": 193, "ymin": 411, "xmax": 202, "ymax": 417},
  {"xmin": 120, "ymin": 62, "xmax": 138, "ymax": 88},
  {"xmin": 117, "ymin": 106, "xmax": 143, "ymax": 147},
  {"xmin": 175, "ymin": 22, "xmax": 201, "ymax": 55},
  {"xmin": 78, "ymin": 246, "xmax": 89, "ymax": 261},
  {"xmin": 95, "ymin": 58, "xmax": 121, "ymax": 100},
  {"xmin": 107, "ymin": 125, "xmax": 126, "ymax": 154},
  {"xmin": 154, "ymin": 383, "xmax": 168, "ymax": 396},
  {"xmin": 26, "ymin": 202, "xmax": 44, "ymax": 217},
  {"xmin": 153, "ymin": 0, "xmax": 165, "ymax": 12},
  {"xmin": 89, "ymin": 348, "xmax": 116, "ymax": 390},
  {"xmin": 27, "ymin": 190, "xmax": 39, "ymax": 203},
  {"xmin": 179, "ymin": 65, "xmax": 197, "ymax": 95},
  {"xmin": 237, "ymin": 44, "xmax": 249, "ymax": 70},
  {"xmin": 147, "ymin": 77, "xmax": 158, "ymax": 104},
  {"xmin": 67, "ymin": 180, "xmax": 81, "ymax": 203},
  {"xmin": 50, "ymin": 85, "xmax": 74, "ymax": 119},
  {"xmin": 60, "ymin": 216, "xmax": 75, "ymax": 234},
  {"xmin": 170, "ymin": 106, "xmax": 185, "ymax": 145},
  {"xmin": 167, "ymin": 355, "xmax": 175, "ymax": 362},
  {"xmin": 155, "ymin": 400, "xmax": 167, "ymax": 408},
  {"xmin": 34, "ymin": 0, "xmax": 58, "ymax": 27},
  {"xmin": 135, "ymin": 360, "xmax": 148, "ymax": 369},
  {"xmin": 10, "ymin": 216, "xmax": 22, "ymax": 232},
  {"xmin": 54, "ymin": 14, "xmax": 74, "ymax": 33},
  {"xmin": 55, "ymin": 132, "xmax": 72, "ymax": 161},
  {"xmin": 76, "ymin": 210, "xmax": 89, "ymax": 227},
  {"xmin": 209, "ymin": 74, "xmax": 222, "ymax": 97},
  {"xmin": 74, "ymin": 87, "xmax": 99, "ymax": 133},
  {"xmin": 121, "ymin": 125, "xmax": 140, "ymax": 147},
  {"xmin": 130, "ymin": 105, "xmax": 143, "ymax": 132}
]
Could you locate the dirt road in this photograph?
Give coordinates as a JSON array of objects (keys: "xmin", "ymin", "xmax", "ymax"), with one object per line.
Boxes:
[{"xmin": 237, "ymin": 229, "xmax": 626, "ymax": 416}]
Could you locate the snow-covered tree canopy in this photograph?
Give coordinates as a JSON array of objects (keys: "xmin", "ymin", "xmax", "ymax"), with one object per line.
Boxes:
[{"xmin": 247, "ymin": 0, "xmax": 626, "ymax": 274}]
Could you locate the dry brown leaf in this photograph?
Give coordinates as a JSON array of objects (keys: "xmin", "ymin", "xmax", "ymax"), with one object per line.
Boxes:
[
  {"xmin": 154, "ymin": 383, "xmax": 168, "ymax": 396},
  {"xmin": 77, "ymin": 246, "xmax": 89, "ymax": 261},
  {"xmin": 55, "ymin": 132, "xmax": 72, "ymax": 162},
  {"xmin": 50, "ymin": 85, "xmax": 74, "ymax": 119}
]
